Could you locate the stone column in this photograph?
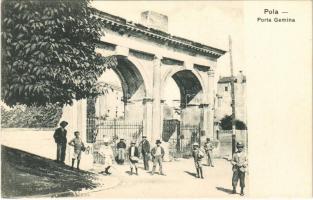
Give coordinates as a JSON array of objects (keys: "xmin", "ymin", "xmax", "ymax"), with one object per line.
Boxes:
[
  {"xmin": 207, "ymin": 69, "xmax": 215, "ymax": 139},
  {"xmin": 61, "ymin": 100, "xmax": 87, "ymax": 143},
  {"xmin": 152, "ymin": 54, "xmax": 162, "ymax": 143},
  {"xmin": 78, "ymin": 99, "xmax": 87, "ymax": 143},
  {"xmin": 160, "ymin": 99, "xmax": 165, "ymax": 136},
  {"xmin": 143, "ymin": 97, "xmax": 153, "ymax": 142},
  {"xmin": 200, "ymin": 103, "xmax": 209, "ymax": 141}
]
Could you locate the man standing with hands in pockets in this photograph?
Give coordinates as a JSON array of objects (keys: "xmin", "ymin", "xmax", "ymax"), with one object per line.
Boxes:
[
  {"xmin": 140, "ymin": 135, "xmax": 150, "ymax": 170},
  {"xmin": 151, "ymin": 139, "xmax": 165, "ymax": 176}
]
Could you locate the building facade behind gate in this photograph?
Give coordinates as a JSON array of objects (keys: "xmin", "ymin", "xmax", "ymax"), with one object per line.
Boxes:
[{"xmin": 60, "ymin": 9, "xmax": 226, "ymax": 156}]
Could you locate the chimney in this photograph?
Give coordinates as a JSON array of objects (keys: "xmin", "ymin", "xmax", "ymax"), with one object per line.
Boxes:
[{"xmin": 141, "ymin": 11, "xmax": 168, "ymax": 32}]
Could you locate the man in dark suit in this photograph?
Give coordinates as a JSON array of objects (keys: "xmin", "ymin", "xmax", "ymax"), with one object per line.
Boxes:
[
  {"xmin": 53, "ymin": 121, "xmax": 68, "ymax": 163},
  {"xmin": 116, "ymin": 139, "xmax": 127, "ymax": 164},
  {"xmin": 140, "ymin": 135, "xmax": 150, "ymax": 170}
]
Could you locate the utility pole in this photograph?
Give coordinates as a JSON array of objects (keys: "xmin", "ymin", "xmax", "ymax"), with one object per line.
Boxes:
[{"xmin": 229, "ymin": 35, "xmax": 236, "ymax": 155}]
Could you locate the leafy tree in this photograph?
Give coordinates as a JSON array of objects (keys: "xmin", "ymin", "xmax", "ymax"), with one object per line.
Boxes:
[
  {"xmin": 1, "ymin": 0, "xmax": 117, "ymax": 107},
  {"xmin": 1, "ymin": 104, "xmax": 63, "ymax": 128},
  {"xmin": 220, "ymin": 115, "xmax": 247, "ymax": 130}
]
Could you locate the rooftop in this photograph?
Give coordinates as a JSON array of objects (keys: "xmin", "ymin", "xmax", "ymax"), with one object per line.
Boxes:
[{"xmin": 218, "ymin": 76, "xmax": 246, "ymax": 84}]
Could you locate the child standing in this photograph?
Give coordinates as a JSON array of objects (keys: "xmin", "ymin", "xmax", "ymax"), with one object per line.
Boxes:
[
  {"xmin": 231, "ymin": 142, "xmax": 248, "ymax": 196},
  {"xmin": 192, "ymin": 142, "xmax": 205, "ymax": 179},
  {"xmin": 68, "ymin": 131, "xmax": 85, "ymax": 170}
]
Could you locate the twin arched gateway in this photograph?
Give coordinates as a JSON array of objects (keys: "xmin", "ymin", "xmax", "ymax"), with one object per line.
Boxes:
[{"xmin": 61, "ymin": 9, "xmax": 226, "ymax": 157}]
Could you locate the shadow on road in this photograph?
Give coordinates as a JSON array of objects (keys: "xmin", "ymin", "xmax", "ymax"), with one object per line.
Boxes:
[
  {"xmin": 137, "ymin": 166, "xmax": 147, "ymax": 170},
  {"xmin": 216, "ymin": 187, "xmax": 233, "ymax": 194},
  {"xmin": 184, "ymin": 171, "xmax": 197, "ymax": 178},
  {"xmin": 125, "ymin": 170, "xmax": 132, "ymax": 175}
]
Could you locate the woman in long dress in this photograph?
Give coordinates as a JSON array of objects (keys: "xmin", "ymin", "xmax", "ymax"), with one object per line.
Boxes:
[{"xmin": 99, "ymin": 138, "xmax": 114, "ymax": 175}]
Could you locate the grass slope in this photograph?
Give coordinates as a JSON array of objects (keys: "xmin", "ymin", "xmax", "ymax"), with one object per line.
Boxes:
[{"xmin": 1, "ymin": 145, "xmax": 99, "ymax": 198}]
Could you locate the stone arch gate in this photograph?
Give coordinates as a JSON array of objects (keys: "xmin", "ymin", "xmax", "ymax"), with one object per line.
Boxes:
[{"xmin": 60, "ymin": 9, "xmax": 226, "ymax": 157}]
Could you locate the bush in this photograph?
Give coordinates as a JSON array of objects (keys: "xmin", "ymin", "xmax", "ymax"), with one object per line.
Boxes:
[
  {"xmin": 220, "ymin": 115, "xmax": 247, "ymax": 130},
  {"xmin": 1, "ymin": 104, "xmax": 62, "ymax": 128}
]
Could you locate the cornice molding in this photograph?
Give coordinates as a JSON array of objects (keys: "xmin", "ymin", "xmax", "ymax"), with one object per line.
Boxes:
[{"xmin": 90, "ymin": 8, "xmax": 227, "ymax": 59}]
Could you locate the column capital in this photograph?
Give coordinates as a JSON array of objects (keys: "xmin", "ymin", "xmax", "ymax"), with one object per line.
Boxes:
[
  {"xmin": 142, "ymin": 97, "xmax": 153, "ymax": 104},
  {"xmin": 199, "ymin": 103, "xmax": 209, "ymax": 108},
  {"xmin": 207, "ymin": 69, "xmax": 215, "ymax": 77}
]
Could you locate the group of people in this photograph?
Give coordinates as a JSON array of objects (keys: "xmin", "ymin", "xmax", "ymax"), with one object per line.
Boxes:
[
  {"xmin": 53, "ymin": 121, "xmax": 86, "ymax": 170},
  {"xmin": 53, "ymin": 121, "xmax": 247, "ymax": 196},
  {"xmin": 99, "ymin": 136, "xmax": 165, "ymax": 176},
  {"xmin": 192, "ymin": 138, "xmax": 247, "ymax": 196},
  {"xmin": 191, "ymin": 138, "xmax": 216, "ymax": 179}
]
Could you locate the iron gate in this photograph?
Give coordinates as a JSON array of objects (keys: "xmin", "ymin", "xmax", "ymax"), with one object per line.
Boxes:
[
  {"xmin": 87, "ymin": 118, "xmax": 143, "ymax": 163},
  {"xmin": 163, "ymin": 120, "xmax": 200, "ymax": 158}
]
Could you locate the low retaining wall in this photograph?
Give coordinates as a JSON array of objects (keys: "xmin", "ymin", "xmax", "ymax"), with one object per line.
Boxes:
[
  {"xmin": 217, "ymin": 130, "xmax": 248, "ymax": 158},
  {"xmin": 1, "ymin": 128, "xmax": 94, "ymax": 170}
]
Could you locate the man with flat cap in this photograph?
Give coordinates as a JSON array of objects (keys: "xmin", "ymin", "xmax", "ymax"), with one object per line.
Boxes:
[
  {"xmin": 140, "ymin": 135, "xmax": 150, "ymax": 170},
  {"xmin": 231, "ymin": 142, "xmax": 248, "ymax": 196},
  {"xmin": 151, "ymin": 139, "xmax": 165, "ymax": 175},
  {"xmin": 53, "ymin": 121, "xmax": 68, "ymax": 163}
]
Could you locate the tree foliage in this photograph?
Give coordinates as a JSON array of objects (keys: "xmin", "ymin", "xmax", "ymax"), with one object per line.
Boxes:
[
  {"xmin": 1, "ymin": 104, "xmax": 63, "ymax": 128},
  {"xmin": 1, "ymin": 0, "xmax": 117, "ymax": 107},
  {"xmin": 220, "ymin": 115, "xmax": 247, "ymax": 130}
]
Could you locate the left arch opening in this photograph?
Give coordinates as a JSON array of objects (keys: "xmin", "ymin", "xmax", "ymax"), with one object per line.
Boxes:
[{"xmin": 88, "ymin": 55, "xmax": 147, "ymax": 121}]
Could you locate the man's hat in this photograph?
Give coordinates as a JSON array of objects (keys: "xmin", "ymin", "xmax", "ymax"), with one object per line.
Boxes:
[
  {"xmin": 156, "ymin": 140, "xmax": 162, "ymax": 144},
  {"xmin": 103, "ymin": 138, "xmax": 110, "ymax": 143},
  {"xmin": 131, "ymin": 140, "xmax": 136, "ymax": 144},
  {"xmin": 60, "ymin": 121, "xmax": 68, "ymax": 127},
  {"xmin": 193, "ymin": 142, "xmax": 199, "ymax": 146},
  {"xmin": 142, "ymin": 135, "xmax": 147, "ymax": 138},
  {"xmin": 236, "ymin": 142, "xmax": 244, "ymax": 148},
  {"xmin": 206, "ymin": 138, "xmax": 211, "ymax": 141}
]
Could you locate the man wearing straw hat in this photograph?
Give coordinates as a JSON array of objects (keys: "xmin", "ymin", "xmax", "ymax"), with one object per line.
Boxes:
[
  {"xmin": 231, "ymin": 142, "xmax": 248, "ymax": 196},
  {"xmin": 128, "ymin": 140, "xmax": 140, "ymax": 175},
  {"xmin": 151, "ymin": 139, "xmax": 165, "ymax": 176}
]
